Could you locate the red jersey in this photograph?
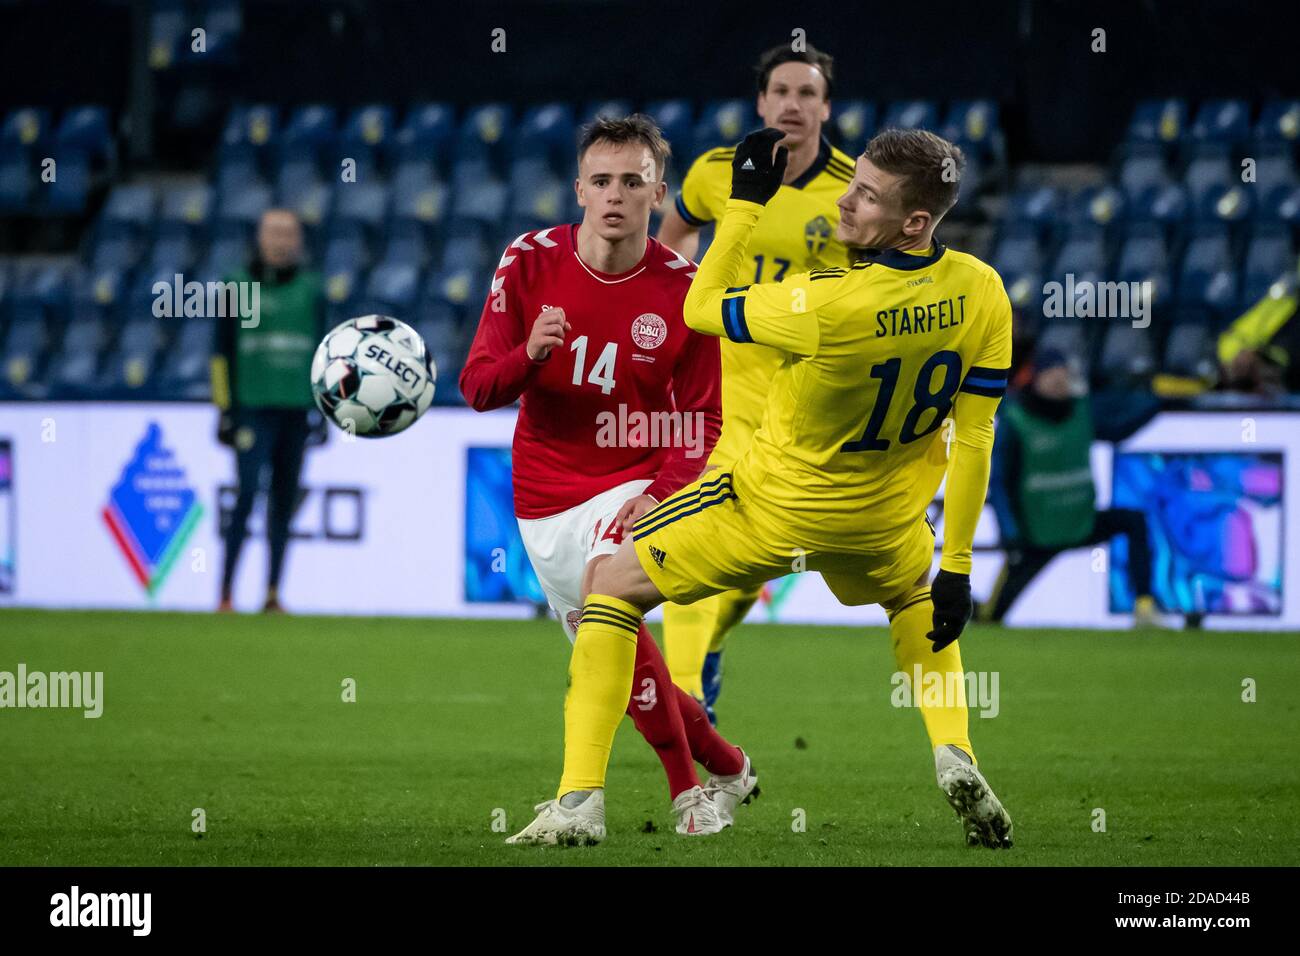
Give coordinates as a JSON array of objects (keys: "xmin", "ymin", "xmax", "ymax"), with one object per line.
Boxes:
[{"xmin": 459, "ymin": 224, "xmax": 722, "ymax": 519}]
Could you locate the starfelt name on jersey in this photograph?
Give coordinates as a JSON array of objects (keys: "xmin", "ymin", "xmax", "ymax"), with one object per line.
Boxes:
[{"xmin": 875, "ymin": 294, "xmax": 967, "ymax": 338}]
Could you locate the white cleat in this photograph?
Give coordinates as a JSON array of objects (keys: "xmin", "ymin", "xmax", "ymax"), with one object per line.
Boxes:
[
  {"xmin": 935, "ymin": 745, "xmax": 1014, "ymax": 849},
  {"xmin": 505, "ymin": 790, "xmax": 606, "ymax": 846},
  {"xmin": 673, "ymin": 785, "xmax": 727, "ymax": 836},
  {"xmin": 703, "ymin": 750, "xmax": 760, "ymax": 827}
]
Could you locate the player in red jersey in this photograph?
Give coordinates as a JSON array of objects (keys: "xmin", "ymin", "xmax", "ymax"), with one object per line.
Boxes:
[{"xmin": 460, "ymin": 115, "xmax": 758, "ymax": 843}]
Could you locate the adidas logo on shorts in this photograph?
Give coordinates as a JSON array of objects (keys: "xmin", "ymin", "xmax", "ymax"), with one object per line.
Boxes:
[{"xmin": 648, "ymin": 546, "xmax": 667, "ymax": 568}]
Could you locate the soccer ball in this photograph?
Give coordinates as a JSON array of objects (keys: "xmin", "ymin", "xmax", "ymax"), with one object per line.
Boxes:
[{"xmin": 310, "ymin": 315, "xmax": 436, "ymax": 437}]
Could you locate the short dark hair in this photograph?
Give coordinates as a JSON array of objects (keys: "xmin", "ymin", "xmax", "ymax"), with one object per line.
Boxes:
[
  {"xmin": 576, "ymin": 113, "xmax": 671, "ymax": 180},
  {"xmin": 754, "ymin": 43, "xmax": 834, "ymax": 99},
  {"xmin": 863, "ymin": 128, "xmax": 966, "ymax": 220}
]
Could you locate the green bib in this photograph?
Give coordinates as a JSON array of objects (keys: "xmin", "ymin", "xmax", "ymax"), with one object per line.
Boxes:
[
  {"xmin": 1003, "ymin": 398, "xmax": 1097, "ymax": 548},
  {"xmin": 228, "ymin": 267, "xmax": 321, "ymax": 408}
]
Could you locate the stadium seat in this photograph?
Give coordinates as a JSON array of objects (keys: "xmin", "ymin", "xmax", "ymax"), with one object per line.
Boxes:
[
  {"xmin": 360, "ymin": 260, "xmax": 422, "ymax": 315},
  {"xmin": 1126, "ymin": 98, "xmax": 1188, "ymax": 145},
  {"xmin": 694, "ymin": 100, "xmax": 750, "ymax": 153},
  {"xmin": 157, "ymin": 316, "xmax": 215, "ymax": 400},
  {"xmin": 513, "ymin": 103, "xmax": 576, "ymax": 169},
  {"xmin": 1, "ymin": 107, "xmax": 51, "ymax": 149},
  {"xmin": 148, "ymin": 0, "xmax": 187, "ymax": 70},
  {"xmin": 1064, "ymin": 184, "xmax": 1126, "ymax": 232},
  {"xmin": 75, "ymin": 263, "xmax": 127, "ymax": 317},
  {"xmin": 1048, "ymin": 226, "xmax": 1107, "ymax": 285},
  {"xmin": 1117, "ymin": 222, "xmax": 1173, "ymax": 307},
  {"xmin": 44, "ymin": 150, "xmax": 91, "ymax": 215},
  {"xmin": 394, "ymin": 102, "xmax": 455, "ymax": 168},
  {"xmin": 456, "ymin": 103, "xmax": 513, "ymax": 168},
  {"xmin": 215, "ymin": 181, "xmax": 274, "ymax": 227},
  {"xmin": 449, "ymin": 168, "xmax": 508, "ymax": 227},
  {"xmin": 90, "ymin": 235, "xmax": 140, "ymax": 274},
  {"xmin": 580, "ymin": 100, "xmax": 634, "ymax": 127},
  {"xmin": 1035, "ymin": 319, "xmax": 1090, "ymax": 379},
  {"xmin": 1253, "ymin": 99, "xmax": 1300, "ymax": 144},
  {"xmin": 830, "ymin": 100, "xmax": 875, "ymax": 157},
  {"xmin": 280, "ymin": 104, "xmax": 338, "ymax": 166},
  {"xmin": 992, "ymin": 224, "xmax": 1045, "ymax": 277},
  {"xmin": 1189, "ymin": 99, "xmax": 1252, "ymax": 145},
  {"xmin": 101, "ymin": 183, "xmax": 158, "ymax": 233},
  {"xmin": 438, "ymin": 220, "xmax": 492, "ymax": 272},
  {"xmin": 333, "ymin": 181, "xmax": 390, "ymax": 232},
  {"xmin": 100, "ymin": 317, "xmax": 164, "ymax": 396},
  {"xmin": 1177, "ymin": 225, "xmax": 1237, "ymax": 315},
  {"xmin": 47, "ymin": 314, "xmax": 108, "ymax": 396},
  {"xmin": 1191, "ymin": 182, "xmax": 1252, "ymax": 224},
  {"xmin": 1126, "ymin": 183, "xmax": 1189, "ymax": 229},
  {"xmin": 0, "ymin": 144, "xmax": 33, "ymax": 213},
  {"xmin": 215, "ymin": 144, "xmax": 265, "ymax": 196},
  {"xmin": 1118, "ymin": 143, "xmax": 1170, "ymax": 197},
  {"xmin": 1, "ymin": 304, "xmax": 51, "ymax": 395},
  {"xmin": 159, "ymin": 183, "xmax": 214, "ymax": 233},
  {"xmin": 340, "ymin": 104, "xmax": 396, "ymax": 174},
  {"xmin": 55, "ymin": 106, "xmax": 113, "ymax": 164},
  {"xmin": 881, "ymin": 100, "xmax": 939, "ymax": 132},
  {"xmin": 380, "ymin": 218, "xmax": 430, "ymax": 268},
  {"xmin": 195, "ymin": 225, "xmax": 251, "ymax": 283},
  {"xmin": 1239, "ymin": 224, "xmax": 1294, "ymax": 307},
  {"xmin": 389, "ymin": 168, "xmax": 447, "ymax": 225},
  {"xmin": 1182, "ymin": 142, "xmax": 1234, "ymax": 206},
  {"xmin": 1004, "ymin": 185, "xmax": 1063, "ymax": 234},
  {"xmin": 508, "ymin": 157, "xmax": 567, "ymax": 228},
  {"xmin": 643, "ymin": 99, "xmax": 694, "ymax": 161},
  {"xmin": 194, "ymin": 0, "xmax": 243, "ymax": 62},
  {"xmin": 145, "ymin": 225, "xmax": 197, "ymax": 276},
  {"xmin": 1162, "ymin": 319, "xmax": 1216, "ymax": 378},
  {"xmin": 222, "ymin": 103, "xmax": 279, "ymax": 151},
  {"xmin": 1097, "ymin": 323, "xmax": 1155, "ymax": 381},
  {"xmin": 1250, "ymin": 142, "xmax": 1298, "ymax": 211},
  {"xmin": 942, "ymin": 100, "xmax": 1000, "ymax": 158}
]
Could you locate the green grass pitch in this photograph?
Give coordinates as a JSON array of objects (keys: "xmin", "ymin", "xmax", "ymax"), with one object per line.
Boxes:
[{"xmin": 1, "ymin": 608, "xmax": 1297, "ymax": 866}]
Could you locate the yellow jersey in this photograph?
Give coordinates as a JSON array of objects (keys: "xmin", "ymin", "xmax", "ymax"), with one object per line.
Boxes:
[
  {"xmin": 683, "ymin": 199, "xmax": 1013, "ymax": 574},
  {"xmin": 675, "ymin": 136, "xmax": 855, "ymax": 465}
]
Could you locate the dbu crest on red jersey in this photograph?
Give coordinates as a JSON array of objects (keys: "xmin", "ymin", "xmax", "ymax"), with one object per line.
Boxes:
[{"xmin": 631, "ymin": 313, "xmax": 668, "ymax": 350}]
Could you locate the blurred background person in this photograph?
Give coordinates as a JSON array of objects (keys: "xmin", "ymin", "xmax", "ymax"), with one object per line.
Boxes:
[
  {"xmin": 1217, "ymin": 255, "xmax": 1300, "ymax": 396},
  {"xmin": 211, "ymin": 208, "xmax": 325, "ymax": 613},
  {"xmin": 981, "ymin": 348, "xmax": 1165, "ymax": 627}
]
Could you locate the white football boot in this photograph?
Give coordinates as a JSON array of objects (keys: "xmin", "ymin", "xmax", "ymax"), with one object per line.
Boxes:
[
  {"xmin": 703, "ymin": 750, "xmax": 760, "ymax": 826},
  {"xmin": 673, "ymin": 786, "xmax": 727, "ymax": 836},
  {"xmin": 505, "ymin": 790, "xmax": 606, "ymax": 846},
  {"xmin": 934, "ymin": 744, "xmax": 1014, "ymax": 849}
]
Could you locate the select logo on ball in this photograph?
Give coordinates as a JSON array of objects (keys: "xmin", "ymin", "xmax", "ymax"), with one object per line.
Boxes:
[{"xmin": 630, "ymin": 313, "xmax": 667, "ymax": 350}]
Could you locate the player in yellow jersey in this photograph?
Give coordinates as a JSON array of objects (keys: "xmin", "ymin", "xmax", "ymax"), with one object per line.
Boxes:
[
  {"xmin": 657, "ymin": 44, "xmax": 855, "ymax": 718},
  {"xmin": 509, "ymin": 126, "xmax": 1014, "ymax": 849}
]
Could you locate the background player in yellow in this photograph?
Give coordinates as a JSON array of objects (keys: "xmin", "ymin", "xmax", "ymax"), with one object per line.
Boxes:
[
  {"xmin": 657, "ymin": 43, "xmax": 855, "ymax": 717},
  {"xmin": 510, "ymin": 127, "xmax": 1015, "ymax": 849}
]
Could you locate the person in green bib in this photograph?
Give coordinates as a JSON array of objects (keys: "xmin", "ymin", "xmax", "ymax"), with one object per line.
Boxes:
[
  {"xmin": 983, "ymin": 348, "xmax": 1163, "ymax": 626},
  {"xmin": 211, "ymin": 208, "xmax": 326, "ymax": 613}
]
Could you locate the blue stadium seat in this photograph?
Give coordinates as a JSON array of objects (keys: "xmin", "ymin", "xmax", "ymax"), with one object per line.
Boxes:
[
  {"xmin": 90, "ymin": 235, "xmax": 140, "ymax": 273},
  {"xmin": 0, "ymin": 144, "xmax": 33, "ymax": 212},
  {"xmin": 1189, "ymin": 99, "xmax": 1252, "ymax": 145},
  {"xmin": 1, "ymin": 305, "xmax": 51, "ymax": 395},
  {"xmin": 1191, "ymin": 182, "xmax": 1252, "ymax": 224},
  {"xmin": 992, "ymin": 221, "xmax": 1045, "ymax": 275},
  {"xmin": 159, "ymin": 183, "xmax": 214, "ymax": 234},
  {"xmin": 215, "ymin": 181, "xmax": 274, "ymax": 227},
  {"xmin": 103, "ymin": 183, "xmax": 158, "ymax": 230},
  {"xmin": 215, "ymin": 145, "xmax": 264, "ymax": 195},
  {"xmin": 280, "ymin": 180, "xmax": 332, "ymax": 232},
  {"xmin": 1035, "ymin": 319, "xmax": 1090, "ymax": 380},
  {"xmin": 1004, "ymin": 185, "xmax": 1062, "ymax": 233},
  {"xmin": 195, "ymin": 236, "xmax": 250, "ymax": 284},
  {"xmin": 1253, "ymin": 99, "xmax": 1300, "ymax": 144},
  {"xmin": 1118, "ymin": 143, "xmax": 1170, "ymax": 197},
  {"xmin": 360, "ymin": 260, "xmax": 422, "ymax": 315},
  {"xmin": 1117, "ymin": 222, "xmax": 1173, "ymax": 306},
  {"xmin": 880, "ymin": 100, "xmax": 939, "ymax": 132},
  {"xmin": 1048, "ymin": 226, "xmax": 1108, "ymax": 283},
  {"xmin": 508, "ymin": 158, "xmax": 566, "ymax": 226},
  {"xmin": 322, "ymin": 222, "xmax": 369, "ymax": 307},
  {"xmin": 47, "ymin": 314, "xmax": 107, "ymax": 395},
  {"xmin": 334, "ymin": 181, "xmax": 390, "ymax": 231},
  {"xmin": 1097, "ymin": 323, "xmax": 1155, "ymax": 380},
  {"xmin": 222, "ymin": 103, "xmax": 279, "ymax": 151},
  {"xmin": 449, "ymin": 167, "xmax": 508, "ymax": 226},
  {"xmin": 194, "ymin": 0, "xmax": 242, "ymax": 62},
  {"xmin": 394, "ymin": 102, "xmax": 455, "ymax": 167},
  {"xmin": 694, "ymin": 100, "xmax": 750, "ymax": 152},
  {"xmin": 1064, "ymin": 185, "xmax": 1126, "ymax": 232},
  {"xmin": 380, "ymin": 218, "xmax": 430, "ymax": 267},
  {"xmin": 1263, "ymin": 184, "xmax": 1300, "ymax": 227},
  {"xmin": 439, "ymin": 220, "xmax": 492, "ymax": 272},
  {"xmin": 1177, "ymin": 225, "xmax": 1237, "ymax": 315},
  {"xmin": 1240, "ymin": 224, "xmax": 1295, "ymax": 306},
  {"xmin": 1162, "ymin": 320, "xmax": 1216, "ymax": 377},
  {"xmin": 281, "ymin": 104, "xmax": 338, "ymax": 164},
  {"xmin": 158, "ymin": 316, "xmax": 215, "ymax": 400},
  {"xmin": 831, "ymin": 100, "xmax": 875, "ymax": 157},
  {"xmin": 1251, "ymin": 142, "xmax": 1298, "ymax": 211},
  {"xmin": 942, "ymin": 100, "xmax": 1000, "ymax": 158},
  {"xmin": 148, "ymin": 0, "xmax": 187, "ymax": 70},
  {"xmin": 1126, "ymin": 99, "xmax": 1188, "ymax": 145},
  {"xmin": 100, "ymin": 317, "xmax": 164, "ymax": 396},
  {"xmin": 275, "ymin": 152, "xmax": 327, "ymax": 217},
  {"xmin": 55, "ymin": 106, "xmax": 113, "ymax": 163},
  {"xmin": 340, "ymin": 104, "xmax": 396, "ymax": 155},
  {"xmin": 44, "ymin": 150, "xmax": 91, "ymax": 214},
  {"xmin": 456, "ymin": 103, "xmax": 513, "ymax": 168},
  {"xmin": 580, "ymin": 100, "xmax": 634, "ymax": 127},
  {"xmin": 145, "ymin": 227, "xmax": 197, "ymax": 276},
  {"xmin": 1182, "ymin": 142, "xmax": 1233, "ymax": 206},
  {"xmin": 644, "ymin": 99, "xmax": 694, "ymax": 161},
  {"xmin": 1126, "ymin": 183, "xmax": 1189, "ymax": 229},
  {"xmin": 1, "ymin": 107, "xmax": 51, "ymax": 148},
  {"xmin": 76, "ymin": 263, "xmax": 127, "ymax": 317},
  {"xmin": 389, "ymin": 165, "xmax": 447, "ymax": 225},
  {"xmin": 514, "ymin": 103, "xmax": 576, "ymax": 168}
]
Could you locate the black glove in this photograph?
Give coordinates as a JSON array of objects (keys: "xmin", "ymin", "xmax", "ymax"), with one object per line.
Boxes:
[
  {"xmin": 730, "ymin": 128, "xmax": 789, "ymax": 205},
  {"xmin": 928, "ymin": 569, "xmax": 972, "ymax": 652},
  {"xmin": 216, "ymin": 410, "xmax": 237, "ymax": 448},
  {"xmin": 305, "ymin": 408, "xmax": 329, "ymax": 447}
]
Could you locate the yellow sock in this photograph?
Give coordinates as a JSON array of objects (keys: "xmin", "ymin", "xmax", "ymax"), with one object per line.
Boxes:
[
  {"xmin": 887, "ymin": 584, "xmax": 975, "ymax": 760},
  {"xmin": 662, "ymin": 598, "xmax": 716, "ymax": 698},
  {"xmin": 557, "ymin": 594, "xmax": 641, "ymax": 797}
]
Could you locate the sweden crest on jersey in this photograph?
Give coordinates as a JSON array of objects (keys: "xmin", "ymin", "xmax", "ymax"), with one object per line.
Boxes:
[{"xmin": 805, "ymin": 215, "xmax": 832, "ymax": 255}]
